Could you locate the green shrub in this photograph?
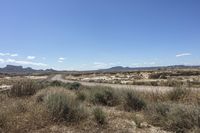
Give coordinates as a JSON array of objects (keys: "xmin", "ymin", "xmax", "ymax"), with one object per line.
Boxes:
[
  {"xmin": 68, "ymin": 82, "xmax": 81, "ymax": 90},
  {"xmin": 167, "ymin": 87, "xmax": 191, "ymax": 101},
  {"xmin": 93, "ymin": 107, "xmax": 106, "ymax": 125},
  {"xmin": 10, "ymin": 80, "xmax": 43, "ymax": 97},
  {"xmin": 90, "ymin": 87, "xmax": 120, "ymax": 106},
  {"xmin": 50, "ymin": 81, "xmax": 82, "ymax": 91},
  {"xmin": 76, "ymin": 91, "xmax": 87, "ymax": 101},
  {"xmin": 50, "ymin": 80, "xmax": 63, "ymax": 86},
  {"xmin": 45, "ymin": 92, "xmax": 87, "ymax": 122},
  {"xmin": 124, "ymin": 91, "xmax": 146, "ymax": 111}
]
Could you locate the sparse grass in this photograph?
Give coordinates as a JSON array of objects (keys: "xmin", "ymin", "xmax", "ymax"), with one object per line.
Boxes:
[
  {"xmin": 145, "ymin": 103, "xmax": 170, "ymax": 127},
  {"xmin": 132, "ymin": 114, "xmax": 144, "ymax": 128},
  {"xmin": 167, "ymin": 87, "xmax": 191, "ymax": 101},
  {"xmin": 93, "ymin": 107, "xmax": 106, "ymax": 125},
  {"xmin": 1, "ymin": 75, "xmax": 200, "ymax": 133},
  {"xmin": 167, "ymin": 105, "xmax": 200, "ymax": 133},
  {"xmin": 145, "ymin": 103, "xmax": 200, "ymax": 133},
  {"xmin": 141, "ymin": 91, "xmax": 167, "ymax": 103},
  {"xmin": 123, "ymin": 90, "xmax": 146, "ymax": 111},
  {"xmin": 0, "ymin": 97, "xmax": 50, "ymax": 133},
  {"xmin": 153, "ymin": 103, "xmax": 170, "ymax": 117},
  {"xmin": 0, "ymin": 111, "xmax": 9, "ymax": 130},
  {"xmin": 13, "ymin": 100, "xmax": 28, "ymax": 113}
]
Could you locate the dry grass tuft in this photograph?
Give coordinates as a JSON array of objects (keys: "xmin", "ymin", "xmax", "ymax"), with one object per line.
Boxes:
[
  {"xmin": 9, "ymin": 79, "xmax": 44, "ymax": 97},
  {"xmin": 93, "ymin": 107, "xmax": 107, "ymax": 125},
  {"xmin": 167, "ymin": 87, "xmax": 191, "ymax": 101}
]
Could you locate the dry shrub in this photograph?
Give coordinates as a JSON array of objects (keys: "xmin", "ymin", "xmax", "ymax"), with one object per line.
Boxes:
[
  {"xmin": 25, "ymin": 103, "xmax": 51, "ymax": 130},
  {"xmin": 45, "ymin": 92, "xmax": 87, "ymax": 122},
  {"xmin": 76, "ymin": 90, "xmax": 87, "ymax": 101},
  {"xmin": 123, "ymin": 90, "xmax": 146, "ymax": 111},
  {"xmin": 0, "ymin": 111, "xmax": 9, "ymax": 131},
  {"xmin": 35, "ymin": 87, "xmax": 87, "ymax": 122},
  {"xmin": 35, "ymin": 87, "xmax": 76, "ymax": 103},
  {"xmin": 167, "ymin": 87, "xmax": 191, "ymax": 101},
  {"xmin": 50, "ymin": 81, "xmax": 82, "ymax": 90},
  {"xmin": 145, "ymin": 103, "xmax": 200, "ymax": 133},
  {"xmin": 89, "ymin": 86, "xmax": 120, "ymax": 106},
  {"xmin": 12, "ymin": 99, "xmax": 28, "ymax": 113},
  {"xmin": 0, "ymin": 98, "xmax": 50, "ymax": 133},
  {"xmin": 167, "ymin": 104, "xmax": 200, "ymax": 133},
  {"xmin": 10, "ymin": 79, "xmax": 44, "ymax": 97},
  {"xmin": 141, "ymin": 91, "xmax": 167, "ymax": 103}
]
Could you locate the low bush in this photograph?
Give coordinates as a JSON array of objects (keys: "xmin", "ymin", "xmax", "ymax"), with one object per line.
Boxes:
[
  {"xmin": 50, "ymin": 81, "xmax": 82, "ymax": 91},
  {"xmin": 68, "ymin": 82, "xmax": 82, "ymax": 90},
  {"xmin": 45, "ymin": 92, "xmax": 87, "ymax": 122},
  {"xmin": 123, "ymin": 91, "xmax": 146, "ymax": 111},
  {"xmin": 50, "ymin": 80, "xmax": 63, "ymax": 86},
  {"xmin": 93, "ymin": 107, "xmax": 106, "ymax": 125},
  {"xmin": 35, "ymin": 87, "xmax": 76, "ymax": 102},
  {"xmin": 90, "ymin": 87, "xmax": 120, "ymax": 106},
  {"xmin": 76, "ymin": 91, "xmax": 87, "ymax": 101}
]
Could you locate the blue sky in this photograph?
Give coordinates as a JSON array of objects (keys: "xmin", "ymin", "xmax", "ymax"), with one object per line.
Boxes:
[{"xmin": 0, "ymin": 0, "xmax": 200, "ymax": 70}]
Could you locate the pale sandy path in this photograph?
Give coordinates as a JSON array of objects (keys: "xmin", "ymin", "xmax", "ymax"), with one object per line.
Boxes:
[
  {"xmin": 0, "ymin": 85, "xmax": 11, "ymax": 93},
  {"xmin": 51, "ymin": 74, "xmax": 175, "ymax": 92}
]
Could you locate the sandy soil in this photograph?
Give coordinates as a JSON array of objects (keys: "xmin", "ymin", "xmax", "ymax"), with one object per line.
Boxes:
[
  {"xmin": 52, "ymin": 75, "xmax": 174, "ymax": 93},
  {"xmin": 25, "ymin": 76, "xmax": 48, "ymax": 80},
  {"xmin": 0, "ymin": 85, "xmax": 11, "ymax": 93}
]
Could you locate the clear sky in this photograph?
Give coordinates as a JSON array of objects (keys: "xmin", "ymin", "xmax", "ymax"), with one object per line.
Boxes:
[{"xmin": 0, "ymin": 0, "xmax": 200, "ymax": 70}]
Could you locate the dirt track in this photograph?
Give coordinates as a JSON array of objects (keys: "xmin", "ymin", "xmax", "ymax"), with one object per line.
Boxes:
[{"xmin": 52, "ymin": 75, "xmax": 175, "ymax": 92}]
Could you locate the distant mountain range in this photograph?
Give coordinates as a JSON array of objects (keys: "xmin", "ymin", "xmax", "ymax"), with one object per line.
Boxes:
[
  {"xmin": 98, "ymin": 65, "xmax": 200, "ymax": 72},
  {"xmin": 0, "ymin": 65, "xmax": 200, "ymax": 74},
  {"xmin": 0, "ymin": 65, "xmax": 56, "ymax": 74}
]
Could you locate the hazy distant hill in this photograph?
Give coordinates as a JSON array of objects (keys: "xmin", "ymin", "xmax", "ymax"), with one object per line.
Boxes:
[
  {"xmin": 0, "ymin": 65, "xmax": 56, "ymax": 74},
  {"xmin": 98, "ymin": 65, "xmax": 200, "ymax": 72}
]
